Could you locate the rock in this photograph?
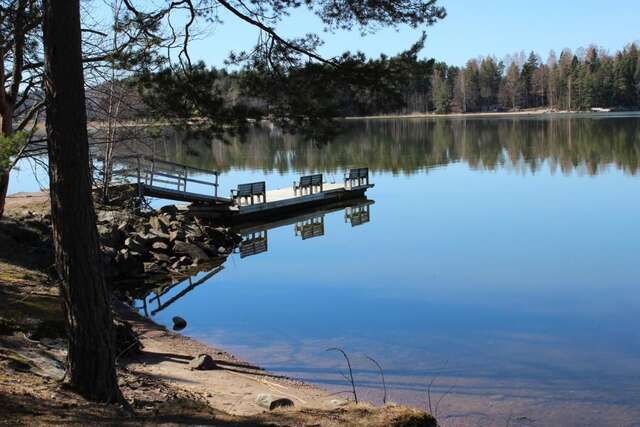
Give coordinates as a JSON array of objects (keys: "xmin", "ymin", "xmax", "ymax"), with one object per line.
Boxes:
[
  {"xmin": 329, "ymin": 398, "xmax": 349, "ymax": 407},
  {"xmin": 217, "ymin": 246, "xmax": 226, "ymax": 254},
  {"xmin": 151, "ymin": 252, "xmax": 170, "ymax": 263},
  {"xmin": 172, "ymin": 316, "xmax": 187, "ymax": 331},
  {"xmin": 159, "ymin": 204, "xmax": 178, "ymax": 218},
  {"xmin": 149, "ymin": 216, "xmax": 164, "ymax": 233},
  {"xmin": 157, "ymin": 213, "xmax": 172, "ymax": 229},
  {"xmin": 152, "ymin": 241, "xmax": 170, "ymax": 252},
  {"xmin": 173, "ymin": 241, "xmax": 208, "ymax": 260},
  {"xmin": 186, "ymin": 225, "xmax": 204, "ymax": 240},
  {"xmin": 136, "ymin": 232, "xmax": 163, "ymax": 245},
  {"xmin": 205, "ymin": 228, "xmax": 228, "ymax": 246},
  {"xmin": 149, "ymin": 228, "xmax": 171, "ymax": 240},
  {"xmin": 125, "ymin": 236, "xmax": 147, "ymax": 253},
  {"xmin": 117, "ymin": 221, "xmax": 132, "ymax": 233},
  {"xmin": 169, "ymin": 229, "xmax": 185, "ymax": 243},
  {"xmin": 110, "ymin": 225, "xmax": 127, "ymax": 249},
  {"xmin": 255, "ymin": 394, "xmax": 294, "ymax": 410},
  {"xmin": 143, "ymin": 262, "xmax": 165, "ymax": 274},
  {"xmin": 170, "ymin": 255, "xmax": 192, "ymax": 270},
  {"xmin": 189, "ymin": 354, "xmax": 218, "ymax": 370}
]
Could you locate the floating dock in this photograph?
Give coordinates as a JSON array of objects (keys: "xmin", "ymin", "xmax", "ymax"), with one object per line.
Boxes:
[
  {"xmin": 110, "ymin": 155, "xmax": 374, "ymax": 223},
  {"xmin": 187, "ymin": 181, "xmax": 373, "ymax": 222}
]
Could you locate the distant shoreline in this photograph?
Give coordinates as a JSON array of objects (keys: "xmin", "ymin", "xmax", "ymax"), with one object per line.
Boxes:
[{"xmin": 344, "ymin": 109, "xmax": 640, "ymax": 120}]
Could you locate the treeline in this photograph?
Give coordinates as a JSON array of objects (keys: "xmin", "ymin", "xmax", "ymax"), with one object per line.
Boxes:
[
  {"xmin": 427, "ymin": 43, "xmax": 640, "ymax": 114},
  {"xmin": 210, "ymin": 41, "xmax": 640, "ymax": 116},
  {"xmin": 95, "ymin": 41, "xmax": 640, "ymax": 126}
]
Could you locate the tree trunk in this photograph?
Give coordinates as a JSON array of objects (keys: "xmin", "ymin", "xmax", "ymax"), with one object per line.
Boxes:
[
  {"xmin": 43, "ymin": 0, "xmax": 122, "ymax": 403},
  {"xmin": 0, "ymin": 117, "xmax": 11, "ymax": 220},
  {"xmin": 0, "ymin": 171, "xmax": 8, "ymax": 218}
]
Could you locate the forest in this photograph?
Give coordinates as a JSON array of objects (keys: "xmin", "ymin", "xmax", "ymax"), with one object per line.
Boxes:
[
  {"xmin": 138, "ymin": 42, "xmax": 640, "ymax": 119},
  {"xmin": 426, "ymin": 43, "xmax": 640, "ymax": 114}
]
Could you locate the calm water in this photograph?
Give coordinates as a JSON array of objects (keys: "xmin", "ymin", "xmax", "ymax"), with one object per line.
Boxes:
[{"xmin": 10, "ymin": 114, "xmax": 640, "ymax": 426}]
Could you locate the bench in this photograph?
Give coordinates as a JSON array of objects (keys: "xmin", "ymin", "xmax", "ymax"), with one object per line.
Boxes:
[
  {"xmin": 344, "ymin": 167, "xmax": 369, "ymax": 188},
  {"xmin": 231, "ymin": 181, "xmax": 266, "ymax": 205},
  {"xmin": 294, "ymin": 173, "xmax": 323, "ymax": 195}
]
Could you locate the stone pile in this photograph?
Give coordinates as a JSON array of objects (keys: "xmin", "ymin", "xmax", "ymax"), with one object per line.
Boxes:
[{"xmin": 97, "ymin": 205, "xmax": 240, "ymax": 283}]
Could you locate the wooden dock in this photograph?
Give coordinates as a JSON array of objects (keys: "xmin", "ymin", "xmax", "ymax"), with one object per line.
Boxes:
[
  {"xmin": 109, "ymin": 155, "xmax": 374, "ymax": 223},
  {"xmin": 195, "ymin": 181, "xmax": 373, "ymax": 222}
]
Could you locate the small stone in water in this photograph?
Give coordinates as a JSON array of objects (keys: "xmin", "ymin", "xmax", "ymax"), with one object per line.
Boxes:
[{"xmin": 172, "ymin": 316, "xmax": 187, "ymax": 331}]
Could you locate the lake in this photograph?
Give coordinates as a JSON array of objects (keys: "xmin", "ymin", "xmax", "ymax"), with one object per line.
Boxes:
[{"xmin": 9, "ymin": 113, "xmax": 640, "ymax": 427}]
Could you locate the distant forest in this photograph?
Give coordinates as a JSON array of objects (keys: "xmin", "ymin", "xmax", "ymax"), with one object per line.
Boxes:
[
  {"xmin": 94, "ymin": 42, "xmax": 640, "ymax": 123},
  {"xmin": 424, "ymin": 43, "xmax": 640, "ymax": 114},
  {"xmin": 261, "ymin": 42, "xmax": 640, "ymax": 116}
]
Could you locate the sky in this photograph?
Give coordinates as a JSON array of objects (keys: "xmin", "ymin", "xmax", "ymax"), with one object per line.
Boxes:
[{"xmin": 187, "ymin": 0, "xmax": 640, "ymax": 68}]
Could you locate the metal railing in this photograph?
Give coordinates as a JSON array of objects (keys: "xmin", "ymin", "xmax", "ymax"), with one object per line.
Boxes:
[{"xmin": 111, "ymin": 154, "xmax": 220, "ymax": 199}]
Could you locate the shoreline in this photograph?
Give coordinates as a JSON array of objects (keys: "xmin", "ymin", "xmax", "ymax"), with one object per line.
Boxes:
[
  {"xmin": 343, "ymin": 108, "xmax": 640, "ymax": 120},
  {"xmin": 0, "ymin": 191, "xmax": 436, "ymax": 426}
]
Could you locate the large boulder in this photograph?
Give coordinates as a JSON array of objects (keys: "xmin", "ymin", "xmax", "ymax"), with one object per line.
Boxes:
[{"xmin": 173, "ymin": 241, "xmax": 208, "ymax": 261}]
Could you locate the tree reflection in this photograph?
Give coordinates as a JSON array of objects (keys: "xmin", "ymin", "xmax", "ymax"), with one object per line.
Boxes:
[{"xmin": 125, "ymin": 115, "xmax": 640, "ymax": 176}]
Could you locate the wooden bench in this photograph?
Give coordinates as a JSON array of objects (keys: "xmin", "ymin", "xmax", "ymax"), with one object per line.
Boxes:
[
  {"xmin": 231, "ymin": 181, "xmax": 266, "ymax": 205},
  {"xmin": 344, "ymin": 167, "xmax": 369, "ymax": 188},
  {"xmin": 294, "ymin": 173, "xmax": 323, "ymax": 195}
]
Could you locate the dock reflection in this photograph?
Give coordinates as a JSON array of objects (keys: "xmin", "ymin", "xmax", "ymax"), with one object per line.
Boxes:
[
  {"xmin": 233, "ymin": 198, "xmax": 374, "ymax": 257},
  {"xmin": 135, "ymin": 198, "xmax": 375, "ymax": 319}
]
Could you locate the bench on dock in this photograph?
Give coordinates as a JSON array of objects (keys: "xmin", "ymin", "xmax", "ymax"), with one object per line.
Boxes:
[
  {"xmin": 294, "ymin": 173, "xmax": 323, "ymax": 195},
  {"xmin": 231, "ymin": 181, "xmax": 266, "ymax": 206},
  {"xmin": 344, "ymin": 167, "xmax": 369, "ymax": 188}
]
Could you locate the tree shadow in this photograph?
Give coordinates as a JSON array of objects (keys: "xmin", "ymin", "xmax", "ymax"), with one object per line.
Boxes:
[
  {"xmin": 0, "ymin": 387, "xmax": 274, "ymax": 426},
  {"xmin": 0, "ymin": 217, "xmax": 53, "ymax": 272}
]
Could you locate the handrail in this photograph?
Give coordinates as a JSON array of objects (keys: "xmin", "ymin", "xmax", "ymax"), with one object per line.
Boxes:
[
  {"xmin": 109, "ymin": 154, "xmax": 221, "ymax": 199},
  {"xmin": 112, "ymin": 154, "xmax": 220, "ymax": 176}
]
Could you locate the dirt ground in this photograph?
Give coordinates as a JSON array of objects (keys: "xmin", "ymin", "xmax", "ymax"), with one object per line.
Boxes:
[{"xmin": 0, "ymin": 192, "xmax": 437, "ymax": 426}]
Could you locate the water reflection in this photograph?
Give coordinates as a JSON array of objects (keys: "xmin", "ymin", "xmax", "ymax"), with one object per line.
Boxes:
[
  {"xmin": 124, "ymin": 114, "xmax": 640, "ymax": 176},
  {"xmin": 136, "ymin": 198, "xmax": 374, "ymax": 317},
  {"xmin": 238, "ymin": 231, "xmax": 268, "ymax": 258},
  {"xmin": 122, "ymin": 115, "xmax": 640, "ymax": 427}
]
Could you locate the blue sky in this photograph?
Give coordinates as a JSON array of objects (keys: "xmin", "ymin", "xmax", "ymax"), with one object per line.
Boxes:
[{"xmin": 187, "ymin": 0, "xmax": 639, "ymax": 67}]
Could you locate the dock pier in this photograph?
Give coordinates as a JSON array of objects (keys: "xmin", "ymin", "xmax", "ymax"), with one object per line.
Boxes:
[{"xmin": 110, "ymin": 155, "xmax": 374, "ymax": 223}]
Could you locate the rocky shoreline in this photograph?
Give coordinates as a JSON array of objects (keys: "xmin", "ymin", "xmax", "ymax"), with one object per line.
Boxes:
[{"xmin": 95, "ymin": 204, "xmax": 241, "ymax": 289}]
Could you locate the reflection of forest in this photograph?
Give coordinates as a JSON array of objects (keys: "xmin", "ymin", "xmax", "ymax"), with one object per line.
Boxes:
[{"xmin": 128, "ymin": 116, "xmax": 640, "ymax": 176}]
